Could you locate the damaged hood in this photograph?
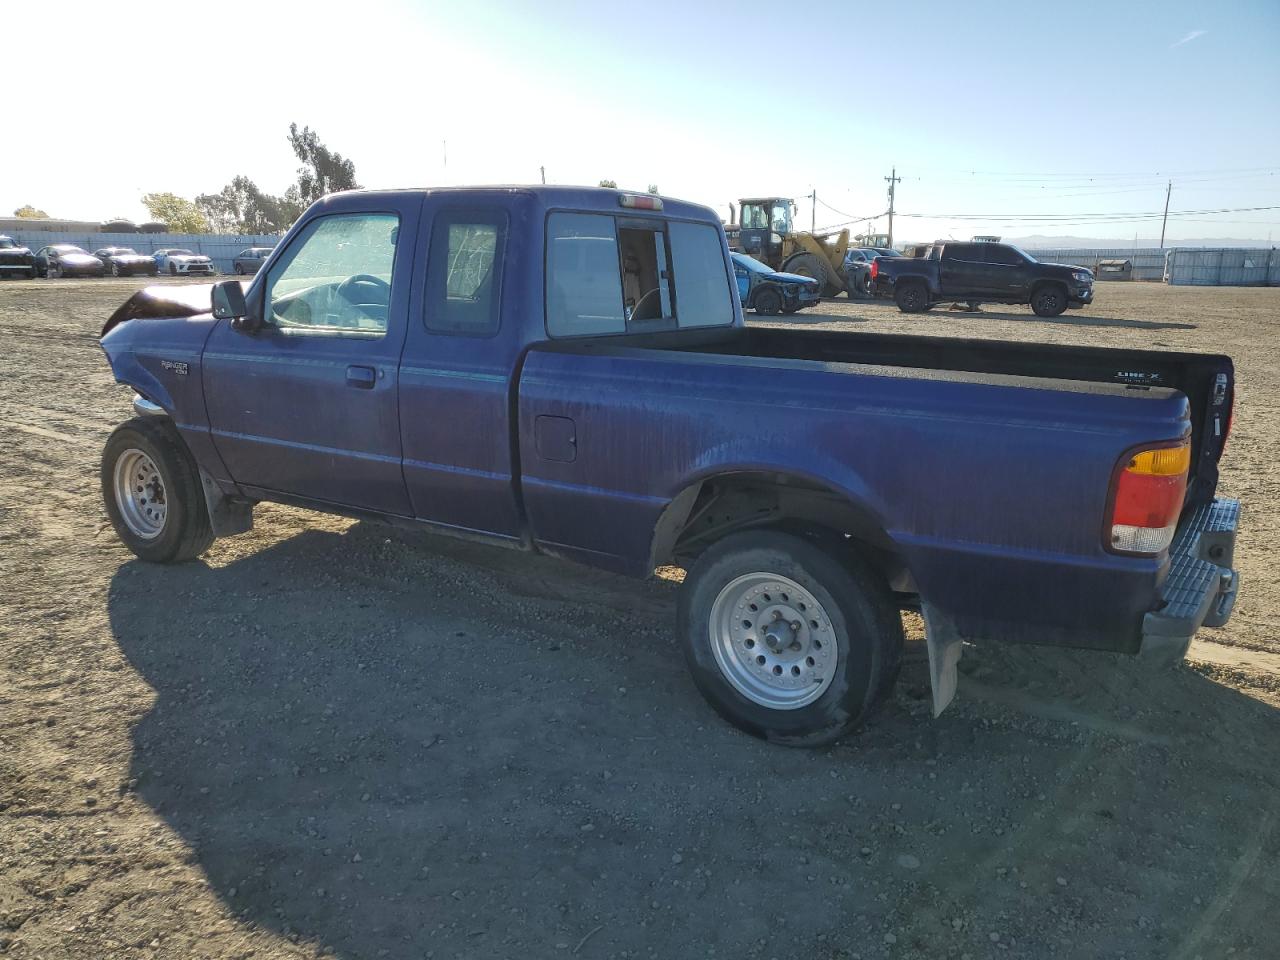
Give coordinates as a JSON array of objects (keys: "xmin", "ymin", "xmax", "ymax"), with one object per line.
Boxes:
[{"xmin": 102, "ymin": 283, "xmax": 218, "ymax": 336}]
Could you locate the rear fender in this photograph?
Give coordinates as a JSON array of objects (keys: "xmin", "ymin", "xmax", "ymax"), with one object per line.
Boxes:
[{"xmin": 648, "ymin": 441, "xmax": 890, "ymax": 568}]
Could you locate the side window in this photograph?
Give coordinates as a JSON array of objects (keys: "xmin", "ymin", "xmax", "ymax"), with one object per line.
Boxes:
[
  {"xmin": 425, "ymin": 209, "xmax": 506, "ymax": 336},
  {"xmin": 265, "ymin": 213, "xmax": 398, "ymax": 338},
  {"xmin": 546, "ymin": 213, "xmax": 626, "ymax": 336},
  {"xmin": 668, "ymin": 221, "xmax": 735, "ymax": 329},
  {"xmin": 984, "ymin": 245, "xmax": 1022, "ymax": 266},
  {"xmin": 942, "ymin": 244, "xmax": 976, "ymax": 262}
]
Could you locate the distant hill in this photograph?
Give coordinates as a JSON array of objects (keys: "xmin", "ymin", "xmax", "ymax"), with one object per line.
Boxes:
[{"xmin": 1011, "ymin": 234, "xmax": 1275, "ymax": 250}]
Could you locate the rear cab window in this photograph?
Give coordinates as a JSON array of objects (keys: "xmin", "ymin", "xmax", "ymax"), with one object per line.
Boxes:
[{"xmin": 545, "ymin": 211, "xmax": 735, "ymax": 337}]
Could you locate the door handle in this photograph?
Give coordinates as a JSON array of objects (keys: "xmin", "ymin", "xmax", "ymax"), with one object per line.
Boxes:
[{"xmin": 346, "ymin": 365, "xmax": 376, "ymax": 389}]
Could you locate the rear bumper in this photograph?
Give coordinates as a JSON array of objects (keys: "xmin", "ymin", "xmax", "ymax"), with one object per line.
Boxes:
[{"xmin": 1139, "ymin": 497, "xmax": 1240, "ymax": 661}]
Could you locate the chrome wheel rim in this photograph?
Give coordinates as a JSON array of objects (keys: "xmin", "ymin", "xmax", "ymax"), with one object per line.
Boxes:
[
  {"xmin": 708, "ymin": 573, "xmax": 837, "ymax": 710},
  {"xmin": 113, "ymin": 448, "xmax": 167, "ymax": 539}
]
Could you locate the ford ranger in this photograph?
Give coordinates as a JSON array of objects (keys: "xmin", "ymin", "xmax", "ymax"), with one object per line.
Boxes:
[
  {"xmin": 872, "ymin": 240, "xmax": 1095, "ymax": 316},
  {"xmin": 98, "ymin": 186, "xmax": 1240, "ymax": 746}
]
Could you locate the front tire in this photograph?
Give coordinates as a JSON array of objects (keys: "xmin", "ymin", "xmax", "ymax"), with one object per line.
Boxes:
[
  {"xmin": 753, "ymin": 285, "xmax": 783, "ymax": 316},
  {"xmin": 677, "ymin": 531, "xmax": 903, "ymax": 747},
  {"xmin": 49, "ymin": 263, "xmax": 62, "ymax": 279},
  {"xmin": 169, "ymin": 263, "xmax": 178, "ymax": 276},
  {"xmin": 1031, "ymin": 284, "xmax": 1068, "ymax": 317},
  {"xmin": 101, "ymin": 417, "xmax": 214, "ymax": 563},
  {"xmin": 111, "ymin": 263, "xmax": 121, "ymax": 277}
]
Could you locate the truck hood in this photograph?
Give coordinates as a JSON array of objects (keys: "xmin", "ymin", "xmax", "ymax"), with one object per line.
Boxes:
[{"xmin": 102, "ymin": 283, "xmax": 218, "ymax": 336}]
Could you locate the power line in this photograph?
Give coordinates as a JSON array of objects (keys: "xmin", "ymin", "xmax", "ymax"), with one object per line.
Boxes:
[{"xmin": 896, "ymin": 204, "xmax": 1280, "ymax": 221}]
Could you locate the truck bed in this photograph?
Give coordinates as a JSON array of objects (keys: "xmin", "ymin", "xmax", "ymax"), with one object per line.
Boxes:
[{"xmin": 556, "ymin": 325, "xmax": 1234, "ymax": 503}]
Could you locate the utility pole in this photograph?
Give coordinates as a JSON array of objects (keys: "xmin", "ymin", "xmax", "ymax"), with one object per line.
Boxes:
[
  {"xmin": 809, "ymin": 189, "xmax": 816, "ymax": 233},
  {"xmin": 885, "ymin": 167, "xmax": 901, "ymax": 247},
  {"xmin": 540, "ymin": 165, "xmax": 546, "ymax": 185},
  {"xmin": 1159, "ymin": 180, "xmax": 1172, "ymax": 249}
]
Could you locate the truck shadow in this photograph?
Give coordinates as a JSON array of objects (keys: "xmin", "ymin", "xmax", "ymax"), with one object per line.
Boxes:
[
  {"xmin": 107, "ymin": 520, "xmax": 1280, "ymax": 959},
  {"xmin": 952, "ymin": 308, "xmax": 1197, "ymax": 330}
]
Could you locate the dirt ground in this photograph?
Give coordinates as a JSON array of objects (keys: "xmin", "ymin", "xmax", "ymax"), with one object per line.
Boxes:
[{"xmin": 1, "ymin": 278, "xmax": 1277, "ymax": 960}]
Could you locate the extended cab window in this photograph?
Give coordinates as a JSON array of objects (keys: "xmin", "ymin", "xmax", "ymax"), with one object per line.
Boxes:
[
  {"xmin": 546, "ymin": 212, "xmax": 734, "ymax": 337},
  {"xmin": 265, "ymin": 213, "xmax": 398, "ymax": 338},
  {"xmin": 426, "ymin": 209, "xmax": 506, "ymax": 336}
]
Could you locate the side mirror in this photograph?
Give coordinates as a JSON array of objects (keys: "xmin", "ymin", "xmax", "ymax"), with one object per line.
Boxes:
[{"xmin": 211, "ymin": 279, "xmax": 263, "ymax": 332}]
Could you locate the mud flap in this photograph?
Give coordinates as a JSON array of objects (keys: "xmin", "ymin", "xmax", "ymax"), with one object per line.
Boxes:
[
  {"xmin": 200, "ymin": 469, "xmax": 253, "ymax": 537},
  {"xmin": 922, "ymin": 603, "xmax": 963, "ymax": 717}
]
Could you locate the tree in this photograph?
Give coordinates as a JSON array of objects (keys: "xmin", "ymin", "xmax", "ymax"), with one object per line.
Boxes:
[
  {"xmin": 13, "ymin": 205, "xmax": 50, "ymax": 218},
  {"xmin": 141, "ymin": 193, "xmax": 209, "ymax": 233},
  {"xmin": 598, "ymin": 179, "xmax": 617, "ymax": 188},
  {"xmin": 287, "ymin": 123, "xmax": 359, "ymax": 206},
  {"xmin": 197, "ymin": 176, "xmax": 298, "ymax": 235}
]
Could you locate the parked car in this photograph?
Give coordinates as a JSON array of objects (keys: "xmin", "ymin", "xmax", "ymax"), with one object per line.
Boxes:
[
  {"xmin": 871, "ymin": 241, "xmax": 1094, "ymax": 316},
  {"xmin": 730, "ymin": 251, "xmax": 820, "ymax": 315},
  {"xmin": 153, "ymin": 248, "xmax": 216, "ymax": 276},
  {"xmin": 232, "ymin": 247, "xmax": 274, "ymax": 275},
  {"xmin": 843, "ymin": 246, "xmax": 903, "ymax": 296},
  {"xmin": 97, "ymin": 186, "xmax": 1239, "ymax": 747},
  {"xmin": 34, "ymin": 244, "xmax": 105, "ymax": 278},
  {"xmin": 94, "ymin": 247, "xmax": 160, "ymax": 277},
  {"xmin": 0, "ymin": 235, "xmax": 35, "ymax": 278}
]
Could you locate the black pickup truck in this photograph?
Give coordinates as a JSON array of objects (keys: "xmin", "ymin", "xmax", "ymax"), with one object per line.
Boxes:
[{"xmin": 872, "ymin": 241, "xmax": 1094, "ymax": 316}]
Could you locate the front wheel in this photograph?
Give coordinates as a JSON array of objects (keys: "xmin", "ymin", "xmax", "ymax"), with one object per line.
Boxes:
[
  {"xmin": 1031, "ymin": 284, "xmax": 1068, "ymax": 317},
  {"xmin": 753, "ymin": 285, "xmax": 783, "ymax": 316},
  {"xmin": 101, "ymin": 417, "xmax": 214, "ymax": 563},
  {"xmin": 169, "ymin": 263, "xmax": 178, "ymax": 275},
  {"xmin": 111, "ymin": 263, "xmax": 121, "ymax": 277},
  {"xmin": 49, "ymin": 263, "xmax": 62, "ymax": 279},
  {"xmin": 677, "ymin": 531, "xmax": 903, "ymax": 747}
]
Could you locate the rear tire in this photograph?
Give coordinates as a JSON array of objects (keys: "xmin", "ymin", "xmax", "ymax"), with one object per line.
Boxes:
[
  {"xmin": 235, "ymin": 263, "xmax": 245, "ymax": 275},
  {"xmin": 49, "ymin": 263, "xmax": 62, "ymax": 279},
  {"xmin": 101, "ymin": 417, "xmax": 214, "ymax": 563},
  {"xmin": 111, "ymin": 263, "xmax": 121, "ymax": 277},
  {"xmin": 894, "ymin": 281, "xmax": 929, "ymax": 313},
  {"xmin": 677, "ymin": 531, "xmax": 903, "ymax": 747},
  {"xmin": 1031, "ymin": 284, "xmax": 1068, "ymax": 317},
  {"xmin": 753, "ymin": 285, "xmax": 783, "ymax": 316}
]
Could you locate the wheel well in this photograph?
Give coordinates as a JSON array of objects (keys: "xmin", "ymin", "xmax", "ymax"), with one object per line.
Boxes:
[
  {"xmin": 1031, "ymin": 278, "xmax": 1067, "ymax": 296},
  {"xmin": 650, "ymin": 473, "xmax": 911, "ymax": 590}
]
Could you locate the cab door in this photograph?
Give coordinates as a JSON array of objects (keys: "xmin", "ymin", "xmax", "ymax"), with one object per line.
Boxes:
[
  {"xmin": 203, "ymin": 197, "xmax": 421, "ymax": 515},
  {"xmin": 938, "ymin": 243, "xmax": 986, "ymax": 297}
]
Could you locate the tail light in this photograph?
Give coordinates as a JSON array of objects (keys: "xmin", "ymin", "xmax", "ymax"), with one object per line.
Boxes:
[
  {"xmin": 869, "ymin": 258, "xmax": 879, "ymax": 279},
  {"xmin": 1107, "ymin": 440, "xmax": 1190, "ymax": 554}
]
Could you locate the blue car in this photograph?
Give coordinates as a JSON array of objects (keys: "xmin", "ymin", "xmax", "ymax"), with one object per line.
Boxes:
[{"xmin": 730, "ymin": 252, "xmax": 821, "ymax": 315}]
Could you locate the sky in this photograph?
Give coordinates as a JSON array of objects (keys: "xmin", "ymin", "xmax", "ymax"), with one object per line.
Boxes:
[{"xmin": 3, "ymin": 0, "xmax": 1278, "ymax": 245}]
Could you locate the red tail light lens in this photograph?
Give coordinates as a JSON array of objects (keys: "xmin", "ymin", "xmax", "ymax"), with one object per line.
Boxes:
[
  {"xmin": 1108, "ymin": 441, "xmax": 1190, "ymax": 554},
  {"xmin": 870, "ymin": 258, "xmax": 879, "ymax": 279}
]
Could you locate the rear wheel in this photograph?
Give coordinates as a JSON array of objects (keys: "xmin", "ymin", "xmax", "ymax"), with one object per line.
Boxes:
[
  {"xmin": 678, "ymin": 531, "xmax": 903, "ymax": 747},
  {"xmin": 235, "ymin": 263, "xmax": 245, "ymax": 275},
  {"xmin": 1031, "ymin": 283, "xmax": 1068, "ymax": 317},
  {"xmin": 49, "ymin": 263, "xmax": 62, "ymax": 279},
  {"xmin": 753, "ymin": 285, "xmax": 783, "ymax": 316},
  {"xmin": 101, "ymin": 417, "xmax": 214, "ymax": 563},
  {"xmin": 111, "ymin": 263, "xmax": 121, "ymax": 277},
  {"xmin": 894, "ymin": 281, "xmax": 929, "ymax": 313}
]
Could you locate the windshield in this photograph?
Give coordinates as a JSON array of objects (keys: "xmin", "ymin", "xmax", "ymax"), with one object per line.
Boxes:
[
  {"xmin": 874, "ymin": 248, "xmax": 902, "ymax": 257},
  {"xmin": 731, "ymin": 253, "xmax": 772, "ymax": 274},
  {"xmin": 0, "ymin": 238, "xmax": 15, "ymax": 249},
  {"xmin": 55, "ymin": 245, "xmax": 88, "ymax": 255},
  {"xmin": 169, "ymin": 249, "xmax": 195, "ymax": 256}
]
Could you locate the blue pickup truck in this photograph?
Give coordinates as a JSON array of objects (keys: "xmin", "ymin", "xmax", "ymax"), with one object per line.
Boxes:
[{"xmin": 98, "ymin": 186, "xmax": 1241, "ymax": 746}]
